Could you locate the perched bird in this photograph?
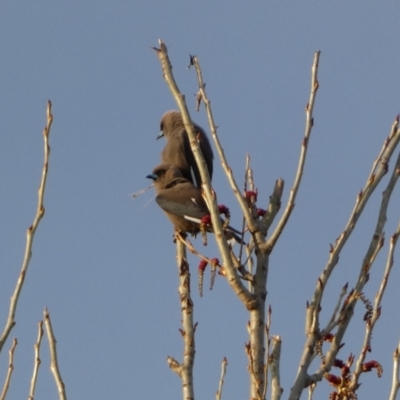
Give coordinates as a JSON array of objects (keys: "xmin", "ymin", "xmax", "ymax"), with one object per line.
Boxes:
[
  {"xmin": 147, "ymin": 163, "xmax": 242, "ymax": 242},
  {"xmin": 157, "ymin": 111, "xmax": 214, "ymax": 188}
]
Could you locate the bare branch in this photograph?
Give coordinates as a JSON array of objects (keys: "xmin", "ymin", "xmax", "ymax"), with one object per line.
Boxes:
[
  {"xmin": 322, "ymin": 282, "xmax": 348, "ymax": 334},
  {"xmin": 351, "ymin": 220, "xmax": 400, "ymax": 390},
  {"xmin": 307, "ymin": 383, "xmax": 316, "ymax": 400},
  {"xmin": 167, "ymin": 356, "xmax": 183, "ymax": 377},
  {"xmin": 44, "ymin": 309, "xmax": 66, "ymax": 400},
  {"xmin": 266, "ymin": 51, "xmax": 320, "ymax": 253},
  {"xmin": 154, "ymin": 40, "xmax": 254, "ymax": 308},
  {"xmin": 389, "ymin": 340, "xmax": 400, "ymax": 400},
  {"xmin": 191, "ymin": 56, "xmax": 266, "ymax": 250},
  {"xmin": 369, "ymin": 114, "xmax": 399, "ymax": 178},
  {"xmin": 190, "ymin": 53, "xmax": 273, "ymax": 398},
  {"xmin": 0, "ymin": 101, "xmax": 53, "ymax": 353},
  {"xmin": 176, "ymin": 234, "xmax": 215, "ymax": 265},
  {"xmin": 269, "ymin": 336, "xmax": 283, "ymax": 400},
  {"xmin": 316, "ymin": 148, "xmax": 400, "ymax": 389},
  {"xmin": 215, "ymin": 357, "xmax": 228, "ymax": 400},
  {"xmin": 154, "ymin": 40, "xmax": 400, "ymax": 400},
  {"xmin": 263, "ymin": 306, "xmax": 272, "ymax": 399},
  {"xmin": 28, "ymin": 320, "xmax": 44, "ymax": 400},
  {"xmin": 0, "ymin": 338, "xmax": 17, "ymax": 400},
  {"xmin": 168, "ymin": 239, "xmax": 195, "ymax": 399},
  {"xmin": 239, "ymin": 156, "xmax": 252, "ymax": 270},
  {"xmin": 290, "ymin": 118, "xmax": 400, "ymax": 399},
  {"xmin": 262, "ymin": 179, "xmax": 284, "ymax": 235}
]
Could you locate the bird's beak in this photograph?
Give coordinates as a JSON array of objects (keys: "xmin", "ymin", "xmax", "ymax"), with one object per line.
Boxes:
[
  {"xmin": 156, "ymin": 131, "xmax": 164, "ymax": 140},
  {"xmin": 146, "ymin": 173, "xmax": 158, "ymax": 181}
]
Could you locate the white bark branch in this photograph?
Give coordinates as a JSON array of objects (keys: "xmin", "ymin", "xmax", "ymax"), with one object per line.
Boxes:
[
  {"xmin": 266, "ymin": 51, "xmax": 320, "ymax": 253},
  {"xmin": 28, "ymin": 320, "xmax": 44, "ymax": 400},
  {"xmin": 0, "ymin": 338, "xmax": 17, "ymax": 400},
  {"xmin": 44, "ymin": 309, "xmax": 67, "ymax": 400}
]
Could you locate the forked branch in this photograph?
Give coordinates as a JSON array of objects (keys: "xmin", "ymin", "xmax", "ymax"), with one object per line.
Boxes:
[{"xmin": 0, "ymin": 101, "xmax": 53, "ymax": 353}]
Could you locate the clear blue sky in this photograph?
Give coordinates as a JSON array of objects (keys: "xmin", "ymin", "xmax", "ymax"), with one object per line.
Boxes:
[{"xmin": 0, "ymin": 3, "xmax": 399, "ymax": 399}]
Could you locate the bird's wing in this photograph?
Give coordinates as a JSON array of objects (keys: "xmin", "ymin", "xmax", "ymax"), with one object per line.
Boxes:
[
  {"xmin": 155, "ymin": 193, "xmax": 207, "ymax": 219},
  {"xmin": 182, "ymin": 126, "xmax": 214, "ymax": 187},
  {"xmin": 160, "ymin": 134, "xmax": 194, "ymax": 184},
  {"xmin": 197, "ymin": 125, "xmax": 214, "ymax": 180}
]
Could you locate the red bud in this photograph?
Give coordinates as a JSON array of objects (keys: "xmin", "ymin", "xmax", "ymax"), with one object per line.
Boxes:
[{"xmin": 198, "ymin": 260, "xmax": 208, "ymax": 271}]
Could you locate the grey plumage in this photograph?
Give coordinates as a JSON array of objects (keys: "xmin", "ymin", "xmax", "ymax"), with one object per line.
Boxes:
[
  {"xmin": 147, "ymin": 163, "xmax": 242, "ymax": 242},
  {"xmin": 157, "ymin": 111, "xmax": 213, "ymax": 188}
]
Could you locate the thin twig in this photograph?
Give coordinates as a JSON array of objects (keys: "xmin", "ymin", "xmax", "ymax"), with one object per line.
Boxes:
[
  {"xmin": 230, "ymin": 248, "xmax": 254, "ymax": 283},
  {"xmin": 245, "ymin": 241, "xmax": 255, "ymax": 289},
  {"xmin": 317, "ymin": 148, "xmax": 400, "ymax": 389},
  {"xmin": 28, "ymin": 320, "xmax": 44, "ymax": 400},
  {"xmin": 175, "ymin": 233, "xmax": 221, "ymax": 296},
  {"xmin": 369, "ymin": 115, "xmax": 399, "ymax": 178},
  {"xmin": 351, "ymin": 220, "xmax": 400, "ymax": 390},
  {"xmin": 239, "ymin": 155, "xmax": 251, "ymax": 271},
  {"xmin": 190, "ymin": 53, "xmax": 271, "ymax": 399},
  {"xmin": 191, "ymin": 56, "xmax": 265, "ymax": 249},
  {"xmin": 266, "ymin": 51, "xmax": 320, "ymax": 253},
  {"xmin": 310, "ymin": 231, "xmax": 383, "ymax": 386},
  {"xmin": 0, "ymin": 101, "xmax": 53, "ymax": 353},
  {"xmin": 167, "ymin": 356, "xmax": 182, "ymax": 377},
  {"xmin": 44, "ymin": 309, "xmax": 67, "ymax": 400},
  {"xmin": 0, "ymin": 338, "xmax": 17, "ymax": 400},
  {"xmin": 291, "ymin": 119, "xmax": 400, "ymax": 399},
  {"xmin": 176, "ymin": 233, "xmax": 215, "ymax": 264},
  {"xmin": 215, "ymin": 357, "xmax": 228, "ymax": 400},
  {"xmin": 322, "ymin": 282, "xmax": 348, "ymax": 334},
  {"xmin": 262, "ymin": 179, "xmax": 285, "ymax": 234}
]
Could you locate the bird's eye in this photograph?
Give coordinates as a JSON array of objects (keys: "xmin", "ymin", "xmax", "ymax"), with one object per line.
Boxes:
[{"xmin": 160, "ymin": 122, "xmax": 164, "ymax": 131}]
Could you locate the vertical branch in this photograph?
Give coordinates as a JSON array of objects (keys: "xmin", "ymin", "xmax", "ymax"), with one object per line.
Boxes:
[
  {"xmin": 0, "ymin": 338, "xmax": 17, "ymax": 400},
  {"xmin": 248, "ymin": 253, "xmax": 269, "ymax": 399},
  {"xmin": 44, "ymin": 309, "xmax": 66, "ymax": 400},
  {"xmin": 166, "ymin": 235, "xmax": 196, "ymax": 399},
  {"xmin": 215, "ymin": 357, "xmax": 228, "ymax": 400},
  {"xmin": 263, "ymin": 306, "xmax": 272, "ymax": 399},
  {"xmin": 290, "ymin": 120, "xmax": 400, "ymax": 399},
  {"xmin": 389, "ymin": 341, "xmax": 400, "ymax": 400},
  {"xmin": 28, "ymin": 320, "xmax": 44, "ymax": 400},
  {"xmin": 266, "ymin": 51, "xmax": 320, "ymax": 253},
  {"xmin": 154, "ymin": 41, "xmax": 254, "ymax": 307},
  {"xmin": 307, "ymin": 383, "xmax": 316, "ymax": 400},
  {"xmin": 191, "ymin": 54, "xmax": 275, "ymax": 398},
  {"xmin": 269, "ymin": 336, "xmax": 283, "ymax": 400},
  {"xmin": 191, "ymin": 56, "xmax": 262, "ymax": 245},
  {"xmin": 0, "ymin": 101, "xmax": 53, "ymax": 353},
  {"xmin": 351, "ymin": 220, "xmax": 400, "ymax": 390},
  {"xmin": 176, "ymin": 237, "xmax": 195, "ymax": 400},
  {"xmin": 240, "ymin": 155, "xmax": 252, "ymax": 272}
]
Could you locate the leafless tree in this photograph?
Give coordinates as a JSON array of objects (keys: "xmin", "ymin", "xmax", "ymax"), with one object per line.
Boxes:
[
  {"xmin": 0, "ymin": 103, "xmax": 66, "ymax": 400},
  {"xmin": 154, "ymin": 40, "xmax": 400, "ymax": 400}
]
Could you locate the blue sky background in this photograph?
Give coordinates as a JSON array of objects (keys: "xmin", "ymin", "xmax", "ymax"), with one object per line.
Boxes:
[{"xmin": 0, "ymin": 3, "xmax": 399, "ymax": 399}]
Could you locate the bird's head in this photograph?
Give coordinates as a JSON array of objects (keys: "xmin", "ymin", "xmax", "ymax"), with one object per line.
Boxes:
[
  {"xmin": 146, "ymin": 163, "xmax": 183, "ymax": 189},
  {"xmin": 157, "ymin": 110, "xmax": 184, "ymax": 140}
]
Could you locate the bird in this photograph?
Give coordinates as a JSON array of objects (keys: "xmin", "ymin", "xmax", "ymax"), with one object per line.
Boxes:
[
  {"xmin": 157, "ymin": 110, "xmax": 214, "ymax": 188},
  {"xmin": 146, "ymin": 163, "xmax": 242, "ymax": 243}
]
